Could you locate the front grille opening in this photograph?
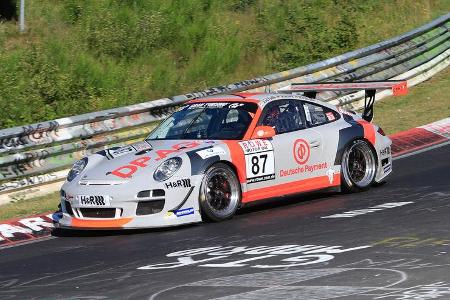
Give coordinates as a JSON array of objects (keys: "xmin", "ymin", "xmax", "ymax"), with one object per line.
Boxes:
[
  {"xmin": 137, "ymin": 189, "xmax": 165, "ymax": 198},
  {"xmin": 64, "ymin": 201, "xmax": 74, "ymax": 216},
  {"xmin": 80, "ymin": 208, "xmax": 116, "ymax": 218},
  {"xmin": 137, "ymin": 190, "xmax": 151, "ymax": 198},
  {"xmin": 153, "ymin": 189, "xmax": 165, "ymax": 197},
  {"xmin": 136, "ymin": 200, "xmax": 165, "ymax": 215}
]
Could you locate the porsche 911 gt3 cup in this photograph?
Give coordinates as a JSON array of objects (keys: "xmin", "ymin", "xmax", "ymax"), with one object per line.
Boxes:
[{"xmin": 57, "ymin": 81, "xmax": 407, "ymax": 229}]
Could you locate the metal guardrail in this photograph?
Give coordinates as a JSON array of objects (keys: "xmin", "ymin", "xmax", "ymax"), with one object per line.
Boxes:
[{"xmin": 0, "ymin": 13, "xmax": 449, "ymax": 203}]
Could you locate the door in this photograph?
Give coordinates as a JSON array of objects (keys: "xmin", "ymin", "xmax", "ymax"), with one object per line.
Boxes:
[{"xmin": 243, "ymin": 100, "xmax": 326, "ymax": 200}]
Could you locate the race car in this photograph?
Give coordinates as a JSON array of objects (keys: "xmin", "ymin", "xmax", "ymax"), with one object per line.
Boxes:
[{"xmin": 57, "ymin": 81, "xmax": 407, "ymax": 229}]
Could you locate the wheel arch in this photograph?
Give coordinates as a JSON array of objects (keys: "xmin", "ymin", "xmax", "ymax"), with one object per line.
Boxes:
[{"xmin": 335, "ymin": 136, "xmax": 378, "ymax": 165}]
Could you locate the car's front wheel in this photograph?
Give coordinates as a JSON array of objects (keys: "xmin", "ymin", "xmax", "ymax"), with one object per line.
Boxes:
[
  {"xmin": 341, "ymin": 139, "xmax": 377, "ymax": 192},
  {"xmin": 199, "ymin": 163, "xmax": 241, "ymax": 222}
]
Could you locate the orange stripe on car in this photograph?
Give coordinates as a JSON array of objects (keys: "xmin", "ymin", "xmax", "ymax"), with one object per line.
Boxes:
[
  {"xmin": 71, "ymin": 218, "xmax": 132, "ymax": 228},
  {"xmin": 222, "ymin": 140, "xmax": 247, "ymax": 183},
  {"xmin": 357, "ymin": 120, "xmax": 376, "ymax": 145},
  {"xmin": 243, "ymin": 107, "xmax": 263, "ymax": 140},
  {"xmin": 242, "ymin": 174, "xmax": 341, "ymax": 203}
]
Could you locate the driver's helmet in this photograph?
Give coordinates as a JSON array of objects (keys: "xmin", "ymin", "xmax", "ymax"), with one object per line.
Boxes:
[{"xmin": 263, "ymin": 106, "xmax": 280, "ymax": 128}]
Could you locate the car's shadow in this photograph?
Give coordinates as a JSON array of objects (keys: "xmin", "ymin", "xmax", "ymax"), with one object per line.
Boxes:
[{"xmin": 51, "ymin": 222, "xmax": 200, "ymax": 238}]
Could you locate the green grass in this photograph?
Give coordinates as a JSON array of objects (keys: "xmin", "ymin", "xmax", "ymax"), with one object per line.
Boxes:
[
  {"xmin": 0, "ymin": 0, "xmax": 448, "ymax": 128},
  {"xmin": 373, "ymin": 66, "xmax": 450, "ymax": 135},
  {"xmin": 0, "ymin": 192, "xmax": 59, "ymax": 221}
]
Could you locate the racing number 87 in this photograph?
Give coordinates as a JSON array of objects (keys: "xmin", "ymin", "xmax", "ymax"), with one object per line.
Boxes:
[
  {"xmin": 251, "ymin": 154, "xmax": 267, "ymax": 175},
  {"xmin": 245, "ymin": 151, "xmax": 275, "ymax": 180}
]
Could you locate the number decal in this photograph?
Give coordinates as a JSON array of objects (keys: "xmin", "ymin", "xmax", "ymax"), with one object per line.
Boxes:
[
  {"xmin": 251, "ymin": 156, "xmax": 260, "ymax": 175},
  {"xmin": 245, "ymin": 152, "xmax": 275, "ymax": 183},
  {"xmin": 260, "ymin": 154, "xmax": 267, "ymax": 173},
  {"xmin": 239, "ymin": 139, "xmax": 276, "ymax": 184},
  {"xmin": 250, "ymin": 154, "xmax": 269, "ymax": 176}
]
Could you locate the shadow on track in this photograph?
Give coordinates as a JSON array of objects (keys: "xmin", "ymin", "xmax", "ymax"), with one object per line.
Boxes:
[{"xmin": 50, "ymin": 187, "xmax": 356, "ymax": 238}]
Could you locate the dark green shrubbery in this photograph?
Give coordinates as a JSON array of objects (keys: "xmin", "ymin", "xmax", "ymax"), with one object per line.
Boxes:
[{"xmin": 0, "ymin": 0, "xmax": 447, "ymax": 128}]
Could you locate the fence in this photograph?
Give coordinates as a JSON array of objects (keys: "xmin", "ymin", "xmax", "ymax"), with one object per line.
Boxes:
[{"xmin": 0, "ymin": 13, "xmax": 449, "ymax": 204}]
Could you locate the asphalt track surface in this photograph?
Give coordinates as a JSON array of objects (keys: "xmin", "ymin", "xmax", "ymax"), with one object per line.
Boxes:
[{"xmin": 0, "ymin": 144, "xmax": 449, "ymax": 300}]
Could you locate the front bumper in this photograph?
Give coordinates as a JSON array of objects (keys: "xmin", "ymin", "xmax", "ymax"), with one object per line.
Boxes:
[{"xmin": 57, "ymin": 175, "xmax": 203, "ymax": 229}]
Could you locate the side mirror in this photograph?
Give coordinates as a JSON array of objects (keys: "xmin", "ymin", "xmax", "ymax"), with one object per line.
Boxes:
[{"xmin": 251, "ymin": 126, "xmax": 275, "ymax": 139}]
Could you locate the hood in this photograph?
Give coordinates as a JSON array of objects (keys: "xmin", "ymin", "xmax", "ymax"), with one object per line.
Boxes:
[{"xmin": 79, "ymin": 139, "xmax": 222, "ymax": 181}]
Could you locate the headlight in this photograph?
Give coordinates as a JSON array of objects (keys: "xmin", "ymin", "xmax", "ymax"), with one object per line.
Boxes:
[
  {"xmin": 67, "ymin": 158, "xmax": 88, "ymax": 182},
  {"xmin": 153, "ymin": 157, "xmax": 182, "ymax": 182}
]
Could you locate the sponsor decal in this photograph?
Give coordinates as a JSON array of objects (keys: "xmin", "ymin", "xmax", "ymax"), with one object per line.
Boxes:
[
  {"xmin": 304, "ymin": 105, "xmax": 312, "ymax": 122},
  {"xmin": 165, "ymin": 179, "xmax": 191, "ymax": 189},
  {"xmin": 337, "ymin": 107, "xmax": 353, "ymax": 116},
  {"xmin": 76, "ymin": 195, "xmax": 110, "ymax": 207},
  {"xmin": 186, "ymin": 102, "xmax": 258, "ymax": 112},
  {"xmin": 326, "ymin": 112, "xmax": 336, "ymax": 121},
  {"xmin": 239, "ymin": 140, "xmax": 275, "ymax": 184},
  {"xmin": 137, "ymin": 243, "xmax": 371, "ymax": 270},
  {"xmin": 380, "ymin": 146, "xmax": 391, "ymax": 156},
  {"xmin": 259, "ymin": 95, "xmax": 286, "ymax": 105},
  {"xmin": 174, "ymin": 207, "xmax": 194, "ymax": 217},
  {"xmin": 326, "ymin": 168, "xmax": 336, "ymax": 184},
  {"xmin": 108, "ymin": 146, "xmax": 135, "ymax": 158},
  {"xmin": 110, "ymin": 142, "xmax": 200, "ymax": 178},
  {"xmin": 280, "ymin": 162, "xmax": 328, "ymax": 177},
  {"xmin": 188, "ymin": 102, "xmax": 228, "ymax": 109},
  {"xmin": 259, "ymin": 94, "xmax": 306, "ymax": 106},
  {"xmin": 132, "ymin": 141, "xmax": 152, "ymax": 152},
  {"xmin": 381, "ymin": 157, "xmax": 391, "ymax": 173},
  {"xmin": 110, "ymin": 156, "xmax": 151, "ymax": 178},
  {"xmin": 322, "ymin": 201, "xmax": 413, "ymax": 218},
  {"xmin": 196, "ymin": 147, "xmax": 226, "ymax": 159},
  {"xmin": 248, "ymin": 173, "xmax": 275, "ymax": 183},
  {"xmin": 228, "ymin": 103, "xmax": 244, "ymax": 109},
  {"xmin": 239, "ymin": 139, "xmax": 273, "ymax": 154},
  {"xmin": 155, "ymin": 141, "xmax": 201, "ymax": 161},
  {"xmin": 293, "ymin": 139, "xmax": 310, "ymax": 165}
]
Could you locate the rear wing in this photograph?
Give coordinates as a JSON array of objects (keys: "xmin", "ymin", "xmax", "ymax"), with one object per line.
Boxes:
[{"xmin": 285, "ymin": 80, "xmax": 408, "ymax": 122}]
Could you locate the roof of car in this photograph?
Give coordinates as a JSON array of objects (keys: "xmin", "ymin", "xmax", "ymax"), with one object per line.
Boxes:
[{"xmin": 188, "ymin": 93, "xmax": 313, "ymax": 106}]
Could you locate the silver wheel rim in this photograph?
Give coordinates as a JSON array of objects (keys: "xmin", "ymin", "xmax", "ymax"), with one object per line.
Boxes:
[
  {"xmin": 201, "ymin": 167, "xmax": 240, "ymax": 218},
  {"xmin": 343, "ymin": 140, "xmax": 376, "ymax": 188}
]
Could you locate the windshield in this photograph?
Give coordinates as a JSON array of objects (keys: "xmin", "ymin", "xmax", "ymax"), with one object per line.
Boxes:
[{"xmin": 147, "ymin": 102, "xmax": 258, "ymax": 140}]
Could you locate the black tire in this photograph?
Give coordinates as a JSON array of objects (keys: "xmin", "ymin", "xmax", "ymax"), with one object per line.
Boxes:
[
  {"xmin": 341, "ymin": 139, "xmax": 377, "ymax": 192},
  {"xmin": 199, "ymin": 163, "xmax": 241, "ymax": 222}
]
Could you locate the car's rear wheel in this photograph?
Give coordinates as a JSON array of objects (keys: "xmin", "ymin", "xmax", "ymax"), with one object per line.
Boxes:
[
  {"xmin": 199, "ymin": 163, "xmax": 241, "ymax": 222},
  {"xmin": 341, "ymin": 139, "xmax": 377, "ymax": 192}
]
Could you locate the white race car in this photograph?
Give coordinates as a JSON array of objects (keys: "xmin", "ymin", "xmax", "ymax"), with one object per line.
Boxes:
[{"xmin": 57, "ymin": 81, "xmax": 407, "ymax": 229}]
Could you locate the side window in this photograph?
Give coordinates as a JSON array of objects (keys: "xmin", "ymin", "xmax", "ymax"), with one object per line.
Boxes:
[
  {"xmin": 303, "ymin": 102, "xmax": 339, "ymax": 127},
  {"xmin": 259, "ymin": 100, "xmax": 306, "ymax": 134}
]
